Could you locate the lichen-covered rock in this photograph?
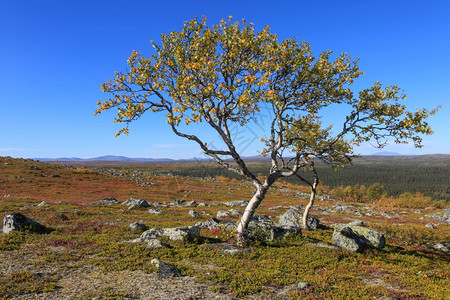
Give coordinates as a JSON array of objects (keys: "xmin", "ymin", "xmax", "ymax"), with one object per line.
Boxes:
[
  {"xmin": 334, "ymin": 223, "xmax": 385, "ymax": 249},
  {"xmin": 129, "ymin": 222, "xmax": 148, "ymax": 232},
  {"xmin": 248, "ymin": 221, "xmax": 300, "ymax": 242},
  {"xmin": 151, "ymin": 258, "xmax": 182, "ymax": 278},
  {"xmin": 146, "ymin": 239, "xmax": 163, "ymax": 249},
  {"xmin": 148, "ymin": 208, "xmax": 162, "ymax": 214},
  {"xmin": 122, "ymin": 198, "xmax": 150, "ymax": 208},
  {"xmin": 3, "ymin": 213, "xmax": 48, "ymax": 234},
  {"xmin": 216, "ymin": 210, "xmax": 230, "ymax": 219},
  {"xmin": 278, "ymin": 208, "xmax": 320, "ymax": 229},
  {"xmin": 224, "ymin": 200, "xmax": 249, "ymax": 207},
  {"xmin": 188, "ymin": 210, "xmax": 199, "ymax": 218},
  {"xmin": 195, "ymin": 217, "xmax": 221, "ymax": 230},
  {"xmin": 140, "ymin": 226, "xmax": 200, "ymax": 242},
  {"xmin": 332, "ymin": 227, "xmax": 364, "ymax": 252},
  {"xmin": 431, "ymin": 242, "xmax": 450, "ymax": 252}
]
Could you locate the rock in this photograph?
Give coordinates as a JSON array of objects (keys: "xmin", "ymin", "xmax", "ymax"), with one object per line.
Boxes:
[
  {"xmin": 224, "ymin": 200, "xmax": 249, "ymax": 207},
  {"xmin": 127, "ymin": 204, "xmax": 140, "ymax": 210},
  {"xmin": 297, "ymin": 282, "xmax": 308, "ymax": 289},
  {"xmin": 195, "ymin": 218, "xmax": 221, "ymax": 230},
  {"xmin": 248, "ymin": 221, "xmax": 300, "ymax": 242},
  {"xmin": 332, "ymin": 227, "xmax": 364, "ymax": 252},
  {"xmin": 188, "ymin": 210, "xmax": 199, "ymax": 218},
  {"xmin": 205, "ymin": 242, "xmax": 250, "ymax": 255},
  {"xmin": 148, "ymin": 208, "xmax": 162, "ymax": 214},
  {"xmin": 171, "ymin": 199, "xmax": 185, "ymax": 207},
  {"xmin": 3, "ymin": 213, "xmax": 48, "ymax": 234},
  {"xmin": 216, "ymin": 210, "xmax": 231, "ymax": 219},
  {"xmin": 278, "ymin": 208, "xmax": 320, "ymax": 230},
  {"xmin": 184, "ymin": 200, "xmax": 198, "ymax": 207},
  {"xmin": 251, "ymin": 214, "xmax": 273, "ymax": 225},
  {"xmin": 122, "ymin": 198, "xmax": 150, "ymax": 208},
  {"xmin": 151, "ymin": 258, "xmax": 182, "ymax": 278},
  {"xmin": 37, "ymin": 201, "xmax": 49, "ymax": 207},
  {"xmin": 146, "ymin": 239, "xmax": 163, "ymax": 249},
  {"xmin": 431, "ymin": 242, "xmax": 450, "ymax": 252},
  {"xmin": 333, "ymin": 223, "xmax": 386, "ymax": 250},
  {"xmin": 54, "ymin": 213, "xmax": 69, "ymax": 221},
  {"xmin": 129, "ymin": 222, "xmax": 148, "ymax": 232},
  {"xmin": 228, "ymin": 209, "xmax": 241, "ymax": 216},
  {"xmin": 95, "ymin": 197, "xmax": 121, "ymax": 205},
  {"xmin": 425, "ymin": 223, "xmax": 436, "ymax": 229},
  {"xmin": 140, "ymin": 226, "xmax": 200, "ymax": 242}
]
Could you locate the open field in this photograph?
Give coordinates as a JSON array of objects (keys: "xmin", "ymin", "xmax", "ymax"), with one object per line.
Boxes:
[{"xmin": 0, "ymin": 156, "xmax": 449, "ymax": 299}]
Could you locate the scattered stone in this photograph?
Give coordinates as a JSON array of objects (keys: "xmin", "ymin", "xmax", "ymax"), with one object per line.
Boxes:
[
  {"xmin": 188, "ymin": 210, "xmax": 199, "ymax": 218},
  {"xmin": 195, "ymin": 218, "xmax": 222, "ymax": 230},
  {"xmin": 148, "ymin": 208, "xmax": 163, "ymax": 214},
  {"xmin": 94, "ymin": 197, "xmax": 121, "ymax": 205},
  {"xmin": 278, "ymin": 208, "xmax": 320, "ymax": 230},
  {"xmin": 248, "ymin": 218, "xmax": 301, "ymax": 243},
  {"xmin": 130, "ymin": 222, "xmax": 148, "ymax": 232},
  {"xmin": 228, "ymin": 209, "xmax": 241, "ymax": 216},
  {"xmin": 140, "ymin": 226, "xmax": 200, "ymax": 242},
  {"xmin": 54, "ymin": 213, "xmax": 69, "ymax": 221},
  {"xmin": 151, "ymin": 258, "xmax": 182, "ymax": 278},
  {"xmin": 171, "ymin": 199, "xmax": 186, "ymax": 207},
  {"xmin": 216, "ymin": 210, "xmax": 231, "ymax": 219},
  {"xmin": 122, "ymin": 198, "xmax": 150, "ymax": 208},
  {"xmin": 184, "ymin": 200, "xmax": 198, "ymax": 207},
  {"xmin": 332, "ymin": 222, "xmax": 386, "ymax": 251},
  {"xmin": 3, "ymin": 213, "xmax": 49, "ymax": 234},
  {"xmin": 37, "ymin": 201, "xmax": 50, "ymax": 207},
  {"xmin": 146, "ymin": 239, "xmax": 163, "ymax": 249},
  {"xmin": 425, "ymin": 223, "xmax": 436, "ymax": 229},
  {"xmin": 431, "ymin": 242, "xmax": 450, "ymax": 252},
  {"xmin": 224, "ymin": 200, "xmax": 249, "ymax": 207},
  {"xmin": 297, "ymin": 282, "xmax": 308, "ymax": 289},
  {"xmin": 332, "ymin": 227, "xmax": 364, "ymax": 252}
]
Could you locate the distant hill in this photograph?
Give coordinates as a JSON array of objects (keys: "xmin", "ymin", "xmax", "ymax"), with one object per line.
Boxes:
[
  {"xmin": 34, "ymin": 155, "xmax": 175, "ymax": 163},
  {"xmin": 371, "ymin": 151, "xmax": 401, "ymax": 156}
]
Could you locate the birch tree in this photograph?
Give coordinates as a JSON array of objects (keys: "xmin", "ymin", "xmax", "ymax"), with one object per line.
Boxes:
[{"xmin": 96, "ymin": 16, "xmax": 437, "ymax": 244}]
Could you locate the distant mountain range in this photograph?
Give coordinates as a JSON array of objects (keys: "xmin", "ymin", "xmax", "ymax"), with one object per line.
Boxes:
[
  {"xmin": 34, "ymin": 155, "xmax": 207, "ymax": 163},
  {"xmin": 370, "ymin": 151, "xmax": 401, "ymax": 156}
]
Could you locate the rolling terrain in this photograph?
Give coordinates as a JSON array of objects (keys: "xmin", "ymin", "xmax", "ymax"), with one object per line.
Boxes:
[{"xmin": 0, "ymin": 156, "xmax": 448, "ymax": 299}]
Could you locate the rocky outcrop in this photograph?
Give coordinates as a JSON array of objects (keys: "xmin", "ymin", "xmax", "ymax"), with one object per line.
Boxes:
[
  {"xmin": 122, "ymin": 198, "xmax": 150, "ymax": 208},
  {"xmin": 332, "ymin": 227, "xmax": 364, "ymax": 252},
  {"xmin": 151, "ymin": 259, "xmax": 182, "ymax": 278},
  {"xmin": 3, "ymin": 213, "xmax": 49, "ymax": 234},
  {"xmin": 129, "ymin": 222, "xmax": 148, "ymax": 232},
  {"xmin": 332, "ymin": 222, "xmax": 386, "ymax": 251},
  {"xmin": 277, "ymin": 208, "xmax": 320, "ymax": 230},
  {"xmin": 139, "ymin": 226, "xmax": 200, "ymax": 242}
]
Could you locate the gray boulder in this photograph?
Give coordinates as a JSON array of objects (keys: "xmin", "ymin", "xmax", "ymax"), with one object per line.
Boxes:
[
  {"xmin": 140, "ymin": 226, "xmax": 200, "ymax": 242},
  {"xmin": 332, "ymin": 227, "xmax": 364, "ymax": 252},
  {"xmin": 122, "ymin": 198, "xmax": 150, "ymax": 208},
  {"xmin": 248, "ymin": 221, "xmax": 301, "ymax": 242},
  {"xmin": 278, "ymin": 208, "xmax": 320, "ymax": 230},
  {"xmin": 431, "ymin": 242, "xmax": 450, "ymax": 252},
  {"xmin": 195, "ymin": 217, "xmax": 221, "ymax": 230},
  {"xmin": 148, "ymin": 208, "xmax": 162, "ymax": 214},
  {"xmin": 188, "ymin": 210, "xmax": 199, "ymax": 218},
  {"xmin": 129, "ymin": 222, "xmax": 148, "ymax": 232},
  {"xmin": 224, "ymin": 200, "xmax": 249, "ymax": 207},
  {"xmin": 151, "ymin": 258, "xmax": 182, "ymax": 278},
  {"xmin": 216, "ymin": 210, "xmax": 231, "ymax": 219},
  {"xmin": 146, "ymin": 239, "xmax": 163, "ymax": 249},
  {"xmin": 333, "ymin": 223, "xmax": 386, "ymax": 250},
  {"xmin": 3, "ymin": 213, "xmax": 48, "ymax": 234}
]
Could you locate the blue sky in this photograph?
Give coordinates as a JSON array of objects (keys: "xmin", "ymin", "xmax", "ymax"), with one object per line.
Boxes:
[{"xmin": 1, "ymin": 0, "xmax": 449, "ymax": 159}]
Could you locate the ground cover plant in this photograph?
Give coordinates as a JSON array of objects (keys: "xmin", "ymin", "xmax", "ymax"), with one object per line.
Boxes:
[{"xmin": 1, "ymin": 156, "xmax": 449, "ymax": 299}]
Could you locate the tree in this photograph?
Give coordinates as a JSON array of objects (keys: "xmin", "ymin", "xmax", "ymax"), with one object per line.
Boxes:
[
  {"xmin": 96, "ymin": 16, "xmax": 437, "ymax": 244},
  {"xmin": 367, "ymin": 183, "xmax": 386, "ymax": 203}
]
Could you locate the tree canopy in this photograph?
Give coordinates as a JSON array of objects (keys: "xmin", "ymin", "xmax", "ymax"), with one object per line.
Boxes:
[{"xmin": 96, "ymin": 16, "xmax": 437, "ymax": 243}]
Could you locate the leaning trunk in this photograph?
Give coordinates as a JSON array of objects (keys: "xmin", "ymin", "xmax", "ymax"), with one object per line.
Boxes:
[
  {"xmin": 236, "ymin": 184, "xmax": 267, "ymax": 246},
  {"xmin": 302, "ymin": 188, "xmax": 316, "ymax": 229}
]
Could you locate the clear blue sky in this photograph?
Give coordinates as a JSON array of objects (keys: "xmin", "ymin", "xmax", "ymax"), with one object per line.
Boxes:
[{"xmin": 1, "ymin": 0, "xmax": 449, "ymax": 159}]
